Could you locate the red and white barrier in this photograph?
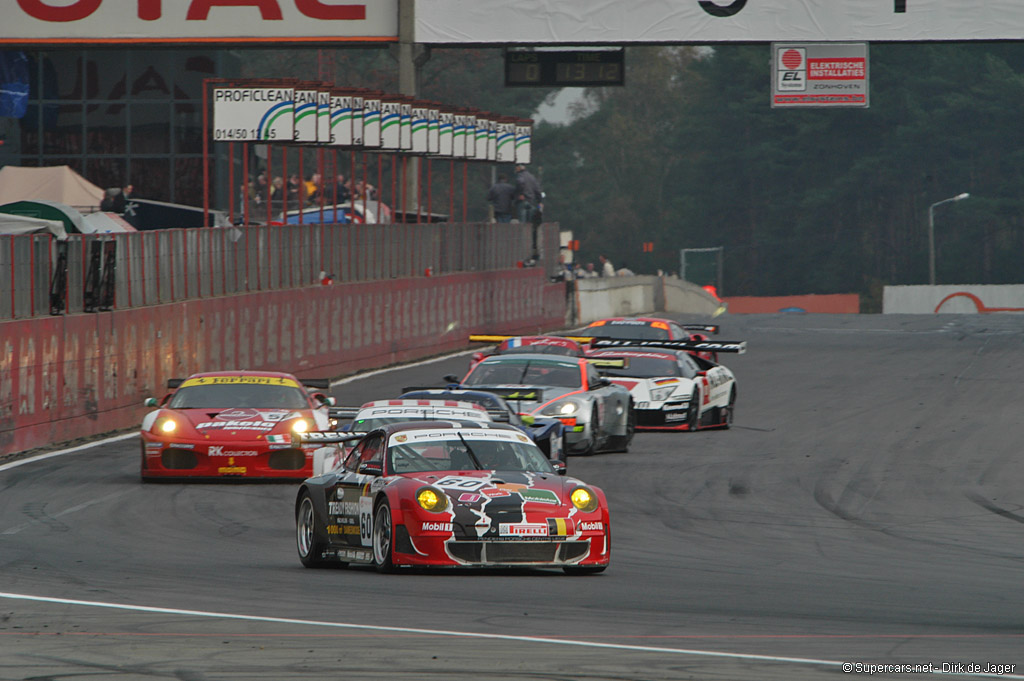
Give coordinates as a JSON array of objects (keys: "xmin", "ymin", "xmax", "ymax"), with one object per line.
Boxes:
[{"xmin": 0, "ymin": 269, "xmax": 564, "ymax": 456}]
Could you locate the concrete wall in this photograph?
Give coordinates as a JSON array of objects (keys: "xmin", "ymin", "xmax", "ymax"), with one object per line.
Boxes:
[
  {"xmin": 0, "ymin": 269, "xmax": 565, "ymax": 456},
  {"xmin": 572, "ymin": 276, "xmax": 722, "ymax": 325},
  {"xmin": 724, "ymin": 294, "xmax": 860, "ymax": 314},
  {"xmin": 884, "ymin": 285, "xmax": 1024, "ymax": 314}
]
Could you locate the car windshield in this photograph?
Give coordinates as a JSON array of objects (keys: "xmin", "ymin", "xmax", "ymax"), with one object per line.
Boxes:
[
  {"xmin": 587, "ymin": 324, "xmax": 672, "ymax": 340},
  {"xmin": 462, "ymin": 359, "xmax": 582, "ymax": 388},
  {"xmin": 387, "ymin": 434, "xmax": 553, "ymax": 474},
  {"xmin": 168, "ymin": 384, "xmax": 310, "ymax": 409},
  {"xmin": 597, "ymin": 356, "xmax": 682, "ymax": 378}
]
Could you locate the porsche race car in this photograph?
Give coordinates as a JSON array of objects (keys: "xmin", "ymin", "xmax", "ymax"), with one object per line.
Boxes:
[
  {"xmin": 293, "ymin": 421, "xmax": 610, "ymax": 573},
  {"xmin": 140, "ymin": 371, "xmax": 335, "ymax": 480},
  {"xmin": 447, "ymin": 353, "xmax": 634, "ymax": 455}
]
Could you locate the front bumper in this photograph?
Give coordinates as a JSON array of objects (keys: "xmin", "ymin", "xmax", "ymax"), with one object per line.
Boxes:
[{"xmin": 140, "ymin": 434, "xmax": 315, "ymax": 480}]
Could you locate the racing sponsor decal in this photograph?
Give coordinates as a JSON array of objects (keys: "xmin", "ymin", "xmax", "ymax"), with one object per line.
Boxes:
[
  {"xmin": 515, "ymin": 434, "xmax": 529, "ymax": 443},
  {"xmin": 665, "ymin": 412, "xmax": 688, "ymax": 422},
  {"xmin": 499, "ymin": 523, "xmax": 548, "ymax": 537},
  {"xmin": 362, "ymin": 406, "xmax": 486, "ymax": 420},
  {"xmin": 359, "ymin": 496, "xmax": 373, "ymax": 546},
  {"xmin": 208, "ymin": 446, "xmax": 259, "ymax": 457},
  {"xmin": 654, "ymin": 378, "xmax": 680, "ymax": 385},
  {"xmin": 520, "ymin": 488, "xmax": 559, "ymax": 505},
  {"xmin": 145, "ymin": 442, "xmax": 163, "ymax": 449},
  {"xmin": 195, "ymin": 420, "xmax": 277, "ymax": 431},
  {"xmin": 580, "ymin": 521, "xmax": 604, "ymax": 532},
  {"xmin": 328, "ymin": 524, "xmax": 362, "ymax": 536},
  {"xmin": 458, "ymin": 493, "xmax": 481, "ymax": 503},
  {"xmin": 395, "ymin": 434, "xmax": 408, "ymax": 442},
  {"xmin": 334, "ymin": 548, "xmax": 371, "ymax": 562},
  {"xmin": 328, "ymin": 501, "xmax": 360, "ymax": 516},
  {"xmin": 215, "ymin": 408, "xmax": 261, "ymax": 421},
  {"xmin": 421, "ymin": 521, "xmax": 453, "ymax": 532},
  {"xmin": 547, "ymin": 517, "xmax": 575, "ymax": 536},
  {"xmin": 480, "ymin": 487, "xmax": 512, "ymax": 497},
  {"xmin": 180, "ymin": 376, "xmax": 301, "ymax": 388},
  {"xmin": 217, "ymin": 466, "xmax": 246, "ymax": 475}
]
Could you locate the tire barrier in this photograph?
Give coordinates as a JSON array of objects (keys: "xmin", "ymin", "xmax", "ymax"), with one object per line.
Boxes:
[{"xmin": 0, "ymin": 268, "xmax": 565, "ymax": 457}]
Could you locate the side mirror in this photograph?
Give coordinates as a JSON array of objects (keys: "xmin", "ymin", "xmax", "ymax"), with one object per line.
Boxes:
[
  {"xmin": 443, "ymin": 374, "xmax": 461, "ymax": 384},
  {"xmin": 551, "ymin": 460, "xmax": 567, "ymax": 476},
  {"xmin": 143, "ymin": 397, "xmax": 159, "ymax": 408},
  {"xmin": 696, "ymin": 371, "xmax": 708, "ymax": 377},
  {"xmin": 520, "ymin": 414, "xmax": 535, "ymax": 426},
  {"xmin": 312, "ymin": 393, "xmax": 336, "ymax": 406},
  {"xmin": 357, "ymin": 460, "xmax": 383, "ymax": 476}
]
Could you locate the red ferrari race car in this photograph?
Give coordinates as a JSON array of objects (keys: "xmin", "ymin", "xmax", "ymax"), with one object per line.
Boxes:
[
  {"xmin": 140, "ymin": 371, "xmax": 335, "ymax": 481},
  {"xmin": 293, "ymin": 421, "xmax": 611, "ymax": 573}
]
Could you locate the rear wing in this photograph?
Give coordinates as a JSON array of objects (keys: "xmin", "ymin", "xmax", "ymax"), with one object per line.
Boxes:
[
  {"xmin": 267, "ymin": 432, "xmax": 364, "ymax": 446},
  {"xmin": 681, "ymin": 324, "xmax": 720, "ymax": 335},
  {"xmin": 469, "ymin": 334, "xmax": 515, "ymax": 343},
  {"xmin": 328, "ymin": 406, "xmax": 361, "ymax": 422},
  {"xmin": 585, "ymin": 357, "xmax": 629, "ymax": 369},
  {"xmin": 589, "ymin": 338, "xmax": 747, "ymax": 354},
  {"xmin": 476, "ymin": 387, "xmax": 546, "ymax": 403}
]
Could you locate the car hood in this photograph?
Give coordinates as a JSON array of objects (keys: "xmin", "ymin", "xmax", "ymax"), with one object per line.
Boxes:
[{"xmin": 168, "ymin": 407, "xmax": 309, "ymax": 439}]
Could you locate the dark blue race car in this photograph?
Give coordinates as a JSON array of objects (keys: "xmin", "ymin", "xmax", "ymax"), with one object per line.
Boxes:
[{"xmin": 400, "ymin": 388, "xmax": 566, "ymax": 464}]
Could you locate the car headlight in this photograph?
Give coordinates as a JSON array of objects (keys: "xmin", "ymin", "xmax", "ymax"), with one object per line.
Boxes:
[
  {"xmin": 416, "ymin": 487, "xmax": 449, "ymax": 513},
  {"xmin": 650, "ymin": 386, "xmax": 677, "ymax": 402},
  {"xmin": 542, "ymin": 400, "xmax": 579, "ymax": 417},
  {"xmin": 157, "ymin": 417, "xmax": 177, "ymax": 434},
  {"xmin": 570, "ymin": 486, "xmax": 598, "ymax": 512},
  {"xmin": 291, "ymin": 419, "xmax": 310, "ymax": 433}
]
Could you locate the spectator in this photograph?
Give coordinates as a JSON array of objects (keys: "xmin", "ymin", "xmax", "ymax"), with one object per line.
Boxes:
[
  {"xmin": 305, "ymin": 173, "xmax": 322, "ymax": 205},
  {"xmin": 100, "ymin": 187, "xmax": 126, "ymax": 213},
  {"xmin": 287, "ymin": 173, "xmax": 304, "ymax": 206},
  {"xmin": 578, "ymin": 263, "xmax": 598, "ymax": 278},
  {"xmin": 599, "ymin": 255, "xmax": 615, "ymax": 278},
  {"xmin": 332, "ymin": 174, "xmax": 351, "ymax": 204},
  {"xmin": 616, "ymin": 263, "xmax": 636, "ymax": 276},
  {"xmin": 514, "ymin": 163, "xmax": 543, "ymax": 224},
  {"xmin": 487, "ymin": 174, "xmax": 516, "ymax": 223}
]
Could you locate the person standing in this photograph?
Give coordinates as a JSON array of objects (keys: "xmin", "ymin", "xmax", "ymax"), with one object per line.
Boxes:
[
  {"xmin": 514, "ymin": 163, "xmax": 543, "ymax": 224},
  {"xmin": 599, "ymin": 255, "xmax": 616, "ymax": 277},
  {"xmin": 487, "ymin": 174, "xmax": 516, "ymax": 223}
]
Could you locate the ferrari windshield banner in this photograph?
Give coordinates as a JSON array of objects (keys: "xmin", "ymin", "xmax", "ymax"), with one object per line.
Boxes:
[{"xmin": 414, "ymin": 0, "xmax": 1024, "ymax": 43}]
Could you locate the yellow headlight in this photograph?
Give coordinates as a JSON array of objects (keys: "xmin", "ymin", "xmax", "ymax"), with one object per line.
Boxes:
[
  {"xmin": 291, "ymin": 419, "xmax": 309, "ymax": 433},
  {"xmin": 159, "ymin": 419, "xmax": 177, "ymax": 434},
  {"xmin": 416, "ymin": 487, "xmax": 448, "ymax": 512},
  {"xmin": 570, "ymin": 487, "xmax": 597, "ymax": 512}
]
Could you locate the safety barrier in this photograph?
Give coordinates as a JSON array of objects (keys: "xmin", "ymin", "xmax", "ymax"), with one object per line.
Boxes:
[
  {"xmin": 883, "ymin": 285, "xmax": 1024, "ymax": 314},
  {"xmin": 0, "ymin": 267, "xmax": 565, "ymax": 457},
  {"xmin": 572, "ymin": 275, "xmax": 722, "ymax": 324},
  {"xmin": 1, "ymin": 222, "xmax": 551, "ymax": 321}
]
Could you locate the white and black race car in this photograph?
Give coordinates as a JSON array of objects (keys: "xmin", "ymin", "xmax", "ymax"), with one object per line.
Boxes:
[{"xmin": 586, "ymin": 338, "xmax": 744, "ymax": 431}]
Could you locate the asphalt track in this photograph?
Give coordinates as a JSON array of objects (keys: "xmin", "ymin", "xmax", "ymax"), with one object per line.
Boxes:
[{"xmin": 2, "ymin": 313, "xmax": 1023, "ymax": 681}]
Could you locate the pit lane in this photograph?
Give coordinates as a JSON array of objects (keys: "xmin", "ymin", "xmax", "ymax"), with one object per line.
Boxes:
[{"xmin": 2, "ymin": 314, "xmax": 1023, "ymax": 680}]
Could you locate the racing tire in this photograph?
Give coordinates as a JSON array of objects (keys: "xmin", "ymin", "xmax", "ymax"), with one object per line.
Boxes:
[
  {"xmin": 686, "ymin": 389, "xmax": 701, "ymax": 432},
  {"xmin": 723, "ymin": 387, "xmax": 736, "ymax": 429},
  {"xmin": 581, "ymin": 406, "xmax": 601, "ymax": 455},
  {"xmin": 372, "ymin": 501, "xmax": 395, "ymax": 573},
  {"xmin": 563, "ymin": 565, "xmax": 607, "ymax": 575},
  {"xmin": 607, "ymin": 401, "xmax": 635, "ymax": 452},
  {"xmin": 296, "ymin": 492, "xmax": 332, "ymax": 568}
]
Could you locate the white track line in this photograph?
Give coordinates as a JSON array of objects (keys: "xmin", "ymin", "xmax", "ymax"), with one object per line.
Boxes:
[{"xmin": 2, "ymin": 593, "xmax": 1023, "ymax": 678}]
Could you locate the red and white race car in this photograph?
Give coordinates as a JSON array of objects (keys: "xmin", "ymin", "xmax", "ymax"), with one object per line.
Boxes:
[
  {"xmin": 587, "ymin": 340, "xmax": 744, "ymax": 431},
  {"xmin": 140, "ymin": 371, "xmax": 335, "ymax": 481}
]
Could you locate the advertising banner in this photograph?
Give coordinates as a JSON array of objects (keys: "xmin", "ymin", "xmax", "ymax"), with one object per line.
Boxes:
[
  {"xmin": 772, "ymin": 43, "xmax": 869, "ymax": 108},
  {"xmin": 293, "ymin": 86, "xmax": 320, "ymax": 142},
  {"xmin": 329, "ymin": 92, "xmax": 353, "ymax": 146},
  {"xmin": 514, "ymin": 122, "xmax": 532, "ymax": 165},
  {"xmin": 412, "ymin": 104, "xmax": 429, "ymax": 154},
  {"xmin": 415, "ymin": 0, "xmax": 1023, "ymax": 43},
  {"xmin": 212, "ymin": 86, "xmax": 294, "ymax": 142},
  {"xmin": 496, "ymin": 120, "xmax": 516, "ymax": 163},
  {"xmin": 363, "ymin": 93, "xmax": 382, "ymax": 148},
  {"xmin": 438, "ymin": 111, "xmax": 454, "ymax": 157},
  {"xmin": 381, "ymin": 99, "xmax": 402, "ymax": 150},
  {"xmin": 2, "ymin": 1, "xmax": 397, "ymax": 43}
]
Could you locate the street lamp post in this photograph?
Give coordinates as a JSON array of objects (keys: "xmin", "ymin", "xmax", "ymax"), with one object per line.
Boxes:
[{"xmin": 928, "ymin": 192, "xmax": 970, "ymax": 285}]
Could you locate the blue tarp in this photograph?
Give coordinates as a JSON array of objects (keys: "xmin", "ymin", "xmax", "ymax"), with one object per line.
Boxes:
[{"xmin": 0, "ymin": 51, "xmax": 29, "ymax": 119}]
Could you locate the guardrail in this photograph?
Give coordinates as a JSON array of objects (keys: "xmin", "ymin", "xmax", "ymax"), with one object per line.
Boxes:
[{"xmin": 1, "ymin": 222, "xmax": 555, "ymax": 321}]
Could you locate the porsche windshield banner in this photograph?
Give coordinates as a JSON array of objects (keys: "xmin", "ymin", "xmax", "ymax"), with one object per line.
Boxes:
[{"xmin": 414, "ymin": 0, "xmax": 1022, "ymax": 43}]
